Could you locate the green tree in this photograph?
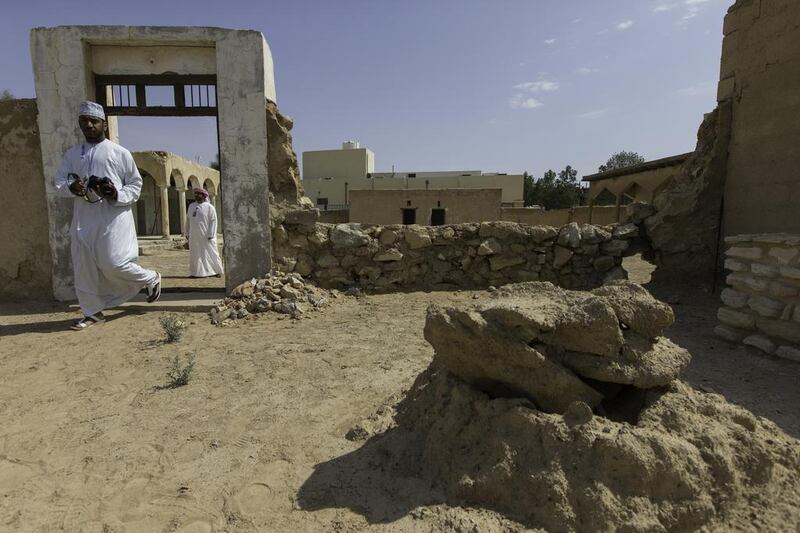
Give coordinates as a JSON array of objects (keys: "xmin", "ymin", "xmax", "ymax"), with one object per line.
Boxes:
[
  {"xmin": 598, "ymin": 151, "xmax": 645, "ymax": 173},
  {"xmin": 0, "ymin": 89, "xmax": 14, "ymax": 101},
  {"xmin": 527, "ymin": 167, "xmax": 581, "ymax": 209},
  {"xmin": 209, "ymin": 153, "xmax": 220, "ymax": 170}
]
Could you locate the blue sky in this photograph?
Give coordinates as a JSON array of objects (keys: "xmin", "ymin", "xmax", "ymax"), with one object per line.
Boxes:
[{"xmin": 1, "ymin": 0, "xmax": 730, "ymax": 178}]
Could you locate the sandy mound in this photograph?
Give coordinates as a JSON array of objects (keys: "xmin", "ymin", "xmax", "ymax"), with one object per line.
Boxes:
[{"xmin": 356, "ymin": 281, "xmax": 800, "ymax": 532}]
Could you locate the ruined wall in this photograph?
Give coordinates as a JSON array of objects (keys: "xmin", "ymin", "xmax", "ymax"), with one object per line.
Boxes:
[
  {"xmin": 715, "ymin": 233, "xmax": 800, "ymax": 362},
  {"xmin": 266, "ymin": 101, "xmax": 303, "ymax": 207},
  {"xmin": 719, "ymin": 0, "xmax": 800, "ymax": 235},
  {"xmin": 274, "ymin": 218, "xmax": 640, "ymax": 291},
  {"xmin": 0, "ymin": 99, "xmax": 53, "ymax": 301},
  {"xmin": 349, "ymin": 188, "xmax": 502, "ymax": 226},
  {"xmin": 643, "ymin": 104, "xmax": 731, "ymax": 285},
  {"xmin": 501, "ymin": 205, "xmax": 622, "ymax": 226}
]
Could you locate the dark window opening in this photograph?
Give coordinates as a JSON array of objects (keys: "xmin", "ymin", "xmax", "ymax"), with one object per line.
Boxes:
[
  {"xmin": 408, "ymin": 173, "xmax": 417, "ymax": 178},
  {"xmin": 406, "ymin": 200, "xmax": 412, "ymax": 207},
  {"xmin": 402, "ymin": 208, "xmax": 416, "ymax": 225},
  {"xmin": 431, "ymin": 208, "xmax": 446, "ymax": 226}
]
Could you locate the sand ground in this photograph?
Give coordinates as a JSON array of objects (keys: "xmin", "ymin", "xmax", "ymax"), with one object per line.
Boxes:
[{"xmin": 1, "ymin": 252, "xmax": 798, "ymax": 532}]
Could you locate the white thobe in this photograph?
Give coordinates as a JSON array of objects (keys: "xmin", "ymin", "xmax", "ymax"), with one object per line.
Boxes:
[
  {"xmin": 54, "ymin": 139, "xmax": 158, "ymax": 316},
  {"xmin": 185, "ymin": 201, "xmax": 224, "ymax": 277}
]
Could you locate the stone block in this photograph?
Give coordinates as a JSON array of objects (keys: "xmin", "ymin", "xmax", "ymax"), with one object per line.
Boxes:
[
  {"xmin": 717, "ymin": 307, "xmax": 756, "ymax": 329},
  {"xmin": 768, "ymin": 281, "xmax": 798, "ymax": 299},
  {"xmin": 714, "ymin": 325, "xmax": 747, "ymax": 343},
  {"xmin": 779, "ymin": 266, "xmax": 800, "ymax": 280},
  {"xmin": 726, "ymin": 272, "xmax": 769, "ymax": 293},
  {"xmin": 379, "ymin": 229, "xmax": 398, "ymax": 246},
  {"xmin": 747, "ymin": 295, "xmax": 786, "ymax": 318},
  {"xmin": 330, "ymin": 224, "xmax": 370, "ymax": 248},
  {"xmin": 528, "ymin": 225, "xmax": 559, "ymax": 243},
  {"xmin": 612, "ymin": 223, "xmax": 638, "ymax": 239},
  {"xmin": 308, "ymin": 225, "xmax": 330, "ymax": 246},
  {"xmin": 724, "ymin": 258, "xmax": 750, "ymax": 272},
  {"xmin": 768, "ymin": 247, "xmax": 799, "ymax": 265},
  {"xmin": 478, "ymin": 239, "xmax": 502, "ymax": 256},
  {"xmin": 720, "ymin": 288, "xmax": 749, "ymax": 309},
  {"xmin": 283, "ymin": 208, "xmax": 320, "ymax": 228},
  {"xmin": 373, "ymin": 248, "xmax": 403, "ymax": 262},
  {"xmin": 776, "ymin": 345, "xmax": 800, "ymax": 362},
  {"xmin": 317, "ymin": 254, "xmax": 340, "ymax": 268},
  {"xmin": 553, "ymin": 246, "xmax": 574, "ymax": 268},
  {"xmin": 593, "ymin": 256, "xmax": 616, "ymax": 272},
  {"xmin": 601, "ymin": 239, "xmax": 629, "ymax": 256},
  {"xmin": 750, "ymin": 262, "xmax": 778, "ymax": 277},
  {"xmin": 756, "ymin": 318, "xmax": 800, "ymax": 344},
  {"xmin": 557, "ymin": 222, "xmax": 581, "ymax": 248},
  {"xmin": 404, "ymin": 226, "xmax": 433, "ymax": 249},
  {"xmin": 489, "ymin": 255, "xmax": 526, "ymax": 271},
  {"xmin": 727, "ymin": 246, "xmax": 763, "ymax": 260},
  {"xmin": 742, "ymin": 334, "xmax": 776, "ymax": 354}
]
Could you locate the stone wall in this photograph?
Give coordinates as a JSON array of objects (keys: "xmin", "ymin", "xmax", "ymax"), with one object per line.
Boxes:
[
  {"xmin": 501, "ymin": 205, "xmax": 624, "ymax": 227},
  {"xmin": 274, "ymin": 217, "xmax": 641, "ymax": 291},
  {"xmin": 0, "ymin": 99, "xmax": 53, "ymax": 301},
  {"xmin": 714, "ymin": 234, "xmax": 800, "ymax": 362}
]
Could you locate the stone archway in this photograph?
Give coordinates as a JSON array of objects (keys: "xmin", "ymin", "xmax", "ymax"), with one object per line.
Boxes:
[
  {"xmin": 31, "ymin": 26, "xmax": 275, "ymax": 298},
  {"xmin": 136, "ymin": 170, "xmax": 162, "ymax": 236}
]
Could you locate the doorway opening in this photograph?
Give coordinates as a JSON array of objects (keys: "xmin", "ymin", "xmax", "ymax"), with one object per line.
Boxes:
[
  {"xmin": 430, "ymin": 208, "xmax": 446, "ymax": 226},
  {"xmin": 98, "ymin": 74, "xmax": 224, "ymax": 292},
  {"xmin": 402, "ymin": 208, "xmax": 417, "ymax": 225}
]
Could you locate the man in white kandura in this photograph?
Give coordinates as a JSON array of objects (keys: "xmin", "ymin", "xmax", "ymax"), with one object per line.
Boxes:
[
  {"xmin": 185, "ymin": 187, "xmax": 224, "ymax": 278},
  {"xmin": 55, "ymin": 101, "xmax": 161, "ymax": 330}
]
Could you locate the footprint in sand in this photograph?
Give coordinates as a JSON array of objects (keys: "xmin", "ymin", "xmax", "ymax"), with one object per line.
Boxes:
[{"xmin": 232, "ymin": 482, "xmax": 288, "ymax": 519}]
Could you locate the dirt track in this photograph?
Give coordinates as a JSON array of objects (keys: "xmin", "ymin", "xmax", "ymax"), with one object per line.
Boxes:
[{"xmin": 1, "ymin": 254, "xmax": 798, "ymax": 532}]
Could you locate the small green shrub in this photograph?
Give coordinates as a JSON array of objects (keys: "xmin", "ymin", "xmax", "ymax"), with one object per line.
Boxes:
[
  {"xmin": 161, "ymin": 354, "xmax": 195, "ymax": 389},
  {"xmin": 159, "ymin": 313, "xmax": 186, "ymax": 343}
]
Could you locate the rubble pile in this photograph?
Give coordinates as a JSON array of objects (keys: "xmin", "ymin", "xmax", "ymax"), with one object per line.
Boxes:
[
  {"xmin": 209, "ymin": 271, "xmax": 330, "ymax": 324},
  {"xmin": 358, "ymin": 281, "xmax": 800, "ymax": 531}
]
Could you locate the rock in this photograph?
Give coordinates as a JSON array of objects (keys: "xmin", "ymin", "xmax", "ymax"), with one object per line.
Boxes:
[
  {"xmin": 374, "ymin": 248, "xmax": 404, "ymax": 262},
  {"xmin": 720, "ymin": 288, "xmax": 749, "ymax": 309},
  {"xmin": 768, "ymin": 247, "xmax": 799, "ymax": 265},
  {"xmin": 593, "ymin": 255, "xmax": 616, "ymax": 272},
  {"xmin": 330, "ymin": 224, "xmax": 370, "ymax": 248},
  {"xmin": 440, "ymin": 227, "xmax": 455, "ymax": 240},
  {"xmin": 724, "ymin": 258, "xmax": 750, "ymax": 272},
  {"xmin": 294, "ymin": 254, "xmax": 314, "ymax": 276},
  {"xmin": 283, "ymin": 208, "xmax": 320, "ymax": 228},
  {"xmin": 477, "ymin": 239, "xmax": 501, "ymax": 256},
  {"xmin": 307, "ymin": 294, "xmax": 328, "ymax": 308},
  {"xmin": 563, "ymin": 401, "xmax": 593, "ymax": 426},
  {"xmin": 210, "ymin": 306, "xmax": 231, "ymax": 324},
  {"xmin": 601, "ymin": 239, "xmax": 630, "ymax": 256},
  {"xmin": 557, "ymin": 222, "xmax": 581, "ymax": 248},
  {"xmin": 603, "ymin": 266, "xmax": 628, "ymax": 283},
  {"xmin": 289, "ymin": 277, "xmax": 305, "ymax": 290},
  {"xmin": 308, "ymin": 225, "xmax": 330, "ymax": 246},
  {"xmin": 231, "ymin": 281, "xmax": 254, "ymax": 298},
  {"xmin": 253, "ymin": 297, "xmax": 272, "ymax": 312},
  {"xmin": 756, "ymin": 318, "xmax": 800, "ymax": 344},
  {"xmin": 379, "ymin": 229, "xmax": 398, "ymax": 246},
  {"xmin": 776, "ymin": 345, "xmax": 800, "ymax": 362},
  {"xmin": 553, "ymin": 246, "xmax": 573, "ymax": 268},
  {"xmin": 489, "ymin": 255, "xmax": 525, "ymax": 271},
  {"xmin": 727, "ymin": 246, "xmax": 763, "ymax": 260},
  {"xmin": 280, "ymin": 284, "xmax": 302, "ymax": 300},
  {"xmin": 591, "ymin": 280, "xmax": 674, "ymax": 338},
  {"xmin": 274, "ymin": 300, "xmax": 303, "ymax": 314},
  {"xmin": 628, "ymin": 201, "xmax": 656, "ymax": 223},
  {"xmin": 528, "ymin": 226, "xmax": 558, "ymax": 243},
  {"xmin": 714, "ymin": 325, "xmax": 747, "ymax": 342},
  {"xmin": 748, "ymin": 295, "xmax": 786, "ymax": 318},
  {"xmin": 612, "ymin": 223, "xmax": 639, "ymax": 239},
  {"xmin": 742, "ymin": 334, "xmax": 776, "ymax": 354},
  {"xmin": 404, "ymin": 226, "xmax": 433, "ymax": 249},
  {"xmin": 479, "ymin": 221, "xmax": 526, "ymax": 239},
  {"xmin": 718, "ymin": 307, "xmax": 756, "ymax": 329},
  {"xmin": 317, "ymin": 254, "xmax": 340, "ymax": 268}
]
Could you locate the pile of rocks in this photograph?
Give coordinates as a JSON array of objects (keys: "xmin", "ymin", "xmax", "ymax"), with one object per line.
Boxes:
[
  {"xmin": 274, "ymin": 214, "xmax": 644, "ymax": 291},
  {"xmin": 357, "ymin": 280, "xmax": 800, "ymax": 531},
  {"xmin": 209, "ymin": 271, "xmax": 330, "ymax": 324}
]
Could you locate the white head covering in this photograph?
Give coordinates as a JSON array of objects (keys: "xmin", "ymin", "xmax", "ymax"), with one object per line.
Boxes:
[{"xmin": 79, "ymin": 101, "xmax": 106, "ymax": 121}]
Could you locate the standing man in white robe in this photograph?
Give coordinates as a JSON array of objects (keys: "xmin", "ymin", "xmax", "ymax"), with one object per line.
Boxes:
[
  {"xmin": 185, "ymin": 187, "xmax": 224, "ymax": 278},
  {"xmin": 55, "ymin": 101, "xmax": 162, "ymax": 330}
]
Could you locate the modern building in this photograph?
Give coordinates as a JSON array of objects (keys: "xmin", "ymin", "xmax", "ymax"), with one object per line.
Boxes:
[{"xmin": 302, "ymin": 142, "xmax": 525, "ymax": 211}]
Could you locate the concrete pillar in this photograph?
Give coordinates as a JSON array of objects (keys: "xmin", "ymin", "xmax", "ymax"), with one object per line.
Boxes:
[
  {"xmin": 159, "ymin": 185, "xmax": 170, "ymax": 237},
  {"xmin": 177, "ymin": 188, "xmax": 187, "ymax": 236}
]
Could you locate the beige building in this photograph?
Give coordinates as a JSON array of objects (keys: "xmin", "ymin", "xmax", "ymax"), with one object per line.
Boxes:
[
  {"xmin": 302, "ymin": 142, "xmax": 524, "ymax": 210},
  {"xmin": 583, "ymin": 153, "xmax": 691, "ymax": 207},
  {"xmin": 303, "ymin": 141, "xmax": 375, "ymax": 181},
  {"xmin": 132, "ymin": 151, "xmax": 221, "ymax": 237},
  {"xmin": 350, "ymin": 188, "xmax": 502, "ymax": 225}
]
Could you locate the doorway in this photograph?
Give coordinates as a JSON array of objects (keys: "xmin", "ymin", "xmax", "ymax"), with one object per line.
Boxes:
[
  {"xmin": 402, "ymin": 208, "xmax": 417, "ymax": 225},
  {"xmin": 98, "ymin": 75, "xmax": 224, "ymax": 292},
  {"xmin": 430, "ymin": 208, "xmax": 446, "ymax": 226}
]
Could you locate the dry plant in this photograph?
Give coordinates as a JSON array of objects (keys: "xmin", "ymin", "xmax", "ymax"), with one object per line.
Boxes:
[
  {"xmin": 159, "ymin": 354, "xmax": 196, "ymax": 389},
  {"xmin": 159, "ymin": 313, "xmax": 187, "ymax": 343}
]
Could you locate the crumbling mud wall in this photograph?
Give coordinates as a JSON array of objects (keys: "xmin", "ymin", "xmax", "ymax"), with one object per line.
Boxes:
[
  {"xmin": 719, "ymin": 0, "xmax": 800, "ymax": 235},
  {"xmin": 0, "ymin": 99, "xmax": 53, "ymax": 301},
  {"xmin": 273, "ymin": 218, "xmax": 643, "ymax": 291},
  {"xmin": 715, "ymin": 233, "xmax": 800, "ymax": 361},
  {"xmin": 266, "ymin": 101, "xmax": 304, "ymax": 209},
  {"xmin": 642, "ymin": 103, "xmax": 731, "ymax": 286},
  {"xmin": 327, "ymin": 281, "xmax": 800, "ymax": 531}
]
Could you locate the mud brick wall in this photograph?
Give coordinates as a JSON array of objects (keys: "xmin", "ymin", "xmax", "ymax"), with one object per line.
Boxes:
[
  {"xmin": 715, "ymin": 234, "xmax": 800, "ymax": 362},
  {"xmin": 273, "ymin": 214, "xmax": 643, "ymax": 292}
]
